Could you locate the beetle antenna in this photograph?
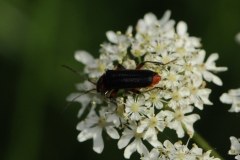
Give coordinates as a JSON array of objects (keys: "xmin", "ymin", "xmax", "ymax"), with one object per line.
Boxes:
[
  {"xmin": 62, "ymin": 65, "xmax": 96, "ymax": 85},
  {"xmin": 163, "ymin": 58, "xmax": 178, "ymax": 66},
  {"xmin": 62, "ymin": 88, "xmax": 96, "ymax": 114}
]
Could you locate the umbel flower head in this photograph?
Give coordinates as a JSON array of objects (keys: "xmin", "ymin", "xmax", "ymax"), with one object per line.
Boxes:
[{"xmin": 66, "ymin": 10, "xmax": 227, "ymax": 159}]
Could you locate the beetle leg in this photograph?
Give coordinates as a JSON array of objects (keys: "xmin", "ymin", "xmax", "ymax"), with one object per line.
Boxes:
[
  {"xmin": 108, "ymin": 89, "xmax": 119, "ymax": 99},
  {"xmin": 139, "ymin": 87, "xmax": 172, "ymax": 93},
  {"xmin": 139, "ymin": 87, "xmax": 164, "ymax": 93},
  {"xmin": 129, "ymin": 87, "xmax": 170, "ymax": 95},
  {"xmin": 130, "ymin": 88, "xmax": 141, "ymax": 94},
  {"xmin": 116, "ymin": 64, "xmax": 126, "ymax": 70}
]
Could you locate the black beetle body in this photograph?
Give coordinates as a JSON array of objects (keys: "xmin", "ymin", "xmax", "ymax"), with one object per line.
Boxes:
[{"xmin": 97, "ymin": 69, "xmax": 161, "ymax": 96}]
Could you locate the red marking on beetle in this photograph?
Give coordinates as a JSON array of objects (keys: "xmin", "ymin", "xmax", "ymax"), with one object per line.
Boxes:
[{"xmin": 150, "ymin": 74, "xmax": 161, "ymax": 87}]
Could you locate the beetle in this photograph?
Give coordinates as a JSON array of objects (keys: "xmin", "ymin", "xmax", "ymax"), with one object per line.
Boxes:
[
  {"xmin": 63, "ymin": 59, "xmax": 176, "ymax": 102},
  {"xmin": 96, "ymin": 62, "xmax": 163, "ymax": 99}
]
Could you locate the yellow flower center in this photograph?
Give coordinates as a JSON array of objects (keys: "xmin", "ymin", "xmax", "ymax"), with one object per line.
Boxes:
[
  {"xmin": 176, "ymin": 47, "xmax": 186, "ymax": 54},
  {"xmin": 168, "ymin": 74, "xmax": 177, "ymax": 82},
  {"xmin": 131, "ymin": 103, "xmax": 139, "ymax": 112},
  {"xmin": 174, "ymin": 110, "xmax": 184, "ymax": 121},
  {"xmin": 134, "ymin": 50, "xmax": 142, "ymax": 56},
  {"xmin": 177, "ymin": 153, "xmax": 185, "ymax": 159},
  {"xmin": 149, "ymin": 93, "xmax": 158, "ymax": 103},
  {"xmin": 118, "ymin": 50, "xmax": 127, "ymax": 57},
  {"xmin": 198, "ymin": 64, "xmax": 206, "ymax": 71},
  {"xmin": 184, "ymin": 64, "xmax": 193, "ymax": 72},
  {"xmin": 149, "ymin": 117, "xmax": 158, "ymax": 127},
  {"xmin": 134, "ymin": 129, "xmax": 144, "ymax": 139},
  {"xmin": 237, "ymin": 104, "xmax": 240, "ymax": 108},
  {"xmin": 142, "ymin": 34, "xmax": 151, "ymax": 42},
  {"xmin": 98, "ymin": 64, "xmax": 106, "ymax": 73},
  {"xmin": 172, "ymin": 92, "xmax": 181, "ymax": 101},
  {"xmin": 189, "ymin": 86, "xmax": 198, "ymax": 95},
  {"xmin": 155, "ymin": 43, "xmax": 163, "ymax": 52},
  {"xmin": 162, "ymin": 56, "xmax": 171, "ymax": 64},
  {"xmin": 98, "ymin": 117, "xmax": 106, "ymax": 127}
]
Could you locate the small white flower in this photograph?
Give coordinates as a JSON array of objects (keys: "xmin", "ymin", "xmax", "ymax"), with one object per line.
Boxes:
[
  {"xmin": 131, "ymin": 42, "xmax": 147, "ymax": 57},
  {"xmin": 118, "ymin": 122, "xmax": 162, "ymax": 159},
  {"xmin": 125, "ymin": 96, "xmax": 146, "ymax": 121},
  {"xmin": 159, "ymin": 50, "xmax": 178, "ymax": 64},
  {"xmin": 140, "ymin": 148, "xmax": 160, "ymax": 160},
  {"xmin": 163, "ymin": 140, "xmax": 196, "ymax": 160},
  {"xmin": 198, "ymin": 150, "xmax": 220, "ymax": 160},
  {"xmin": 77, "ymin": 108, "xmax": 119, "ymax": 153},
  {"xmin": 137, "ymin": 108, "xmax": 165, "ymax": 140},
  {"xmin": 220, "ymin": 88, "xmax": 240, "ymax": 112},
  {"xmin": 144, "ymin": 90, "xmax": 164, "ymax": 109},
  {"xmin": 106, "ymin": 103, "xmax": 126, "ymax": 127},
  {"xmin": 66, "ymin": 80, "xmax": 101, "ymax": 117},
  {"xmin": 167, "ymin": 86, "xmax": 190, "ymax": 110},
  {"xmin": 229, "ymin": 136, "xmax": 240, "ymax": 155},
  {"xmin": 122, "ymin": 59, "xmax": 137, "ymax": 69},
  {"xmin": 101, "ymin": 28, "xmax": 132, "ymax": 61},
  {"xmin": 188, "ymin": 74, "xmax": 213, "ymax": 110},
  {"xmin": 100, "ymin": 42, "xmax": 128, "ymax": 61},
  {"xmin": 194, "ymin": 50, "xmax": 227, "ymax": 86},
  {"xmin": 175, "ymin": 21, "xmax": 201, "ymax": 52},
  {"xmin": 117, "ymin": 122, "xmax": 149, "ymax": 159},
  {"xmin": 75, "ymin": 50, "xmax": 114, "ymax": 78},
  {"xmin": 163, "ymin": 106, "xmax": 200, "ymax": 138},
  {"xmin": 135, "ymin": 11, "xmax": 175, "ymax": 45},
  {"xmin": 161, "ymin": 67, "xmax": 183, "ymax": 89},
  {"xmin": 106, "ymin": 30, "xmax": 128, "ymax": 44}
]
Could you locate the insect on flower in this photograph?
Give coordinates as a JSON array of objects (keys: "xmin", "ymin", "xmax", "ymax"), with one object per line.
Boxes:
[{"xmin": 62, "ymin": 59, "xmax": 177, "ymax": 110}]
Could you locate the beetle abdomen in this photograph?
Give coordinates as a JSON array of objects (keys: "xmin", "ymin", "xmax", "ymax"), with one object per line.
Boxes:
[{"xmin": 103, "ymin": 70, "xmax": 158, "ymax": 89}]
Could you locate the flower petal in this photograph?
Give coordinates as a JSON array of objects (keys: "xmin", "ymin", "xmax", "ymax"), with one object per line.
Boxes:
[
  {"xmin": 159, "ymin": 10, "xmax": 171, "ymax": 24},
  {"xmin": 229, "ymin": 88, "xmax": 240, "ymax": 96},
  {"xmin": 124, "ymin": 139, "xmax": 137, "ymax": 159},
  {"xmin": 77, "ymin": 127, "xmax": 96, "ymax": 142},
  {"xmin": 177, "ymin": 21, "xmax": 187, "ymax": 36},
  {"xmin": 106, "ymin": 126, "xmax": 120, "ymax": 139},
  {"xmin": 93, "ymin": 128, "xmax": 104, "ymax": 153},
  {"xmin": 74, "ymin": 50, "xmax": 94, "ymax": 64},
  {"xmin": 205, "ymin": 53, "xmax": 218, "ymax": 65},
  {"xmin": 106, "ymin": 31, "xmax": 118, "ymax": 44},
  {"xmin": 144, "ymin": 13, "xmax": 157, "ymax": 25},
  {"xmin": 118, "ymin": 134, "xmax": 134, "ymax": 149},
  {"xmin": 147, "ymin": 138, "xmax": 163, "ymax": 148},
  {"xmin": 136, "ymin": 139, "xmax": 149, "ymax": 156},
  {"xmin": 220, "ymin": 93, "xmax": 233, "ymax": 104},
  {"xmin": 235, "ymin": 32, "xmax": 240, "ymax": 44}
]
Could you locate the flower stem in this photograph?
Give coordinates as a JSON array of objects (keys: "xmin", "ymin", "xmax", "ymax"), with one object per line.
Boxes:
[
  {"xmin": 193, "ymin": 131, "xmax": 225, "ymax": 160},
  {"xmin": 137, "ymin": 56, "xmax": 142, "ymax": 64}
]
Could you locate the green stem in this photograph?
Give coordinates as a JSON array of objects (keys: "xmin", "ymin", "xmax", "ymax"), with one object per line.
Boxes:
[
  {"xmin": 138, "ymin": 56, "xmax": 142, "ymax": 64},
  {"xmin": 193, "ymin": 131, "xmax": 225, "ymax": 160},
  {"xmin": 182, "ymin": 124, "xmax": 224, "ymax": 159}
]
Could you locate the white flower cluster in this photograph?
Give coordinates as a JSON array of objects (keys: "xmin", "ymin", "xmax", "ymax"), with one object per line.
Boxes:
[
  {"xmin": 67, "ymin": 10, "xmax": 227, "ymax": 159},
  {"xmin": 229, "ymin": 136, "xmax": 240, "ymax": 160},
  {"xmin": 141, "ymin": 140, "xmax": 220, "ymax": 160}
]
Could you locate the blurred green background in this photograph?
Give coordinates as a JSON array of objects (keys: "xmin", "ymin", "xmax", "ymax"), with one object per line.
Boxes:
[{"xmin": 1, "ymin": 0, "xmax": 240, "ymax": 159}]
